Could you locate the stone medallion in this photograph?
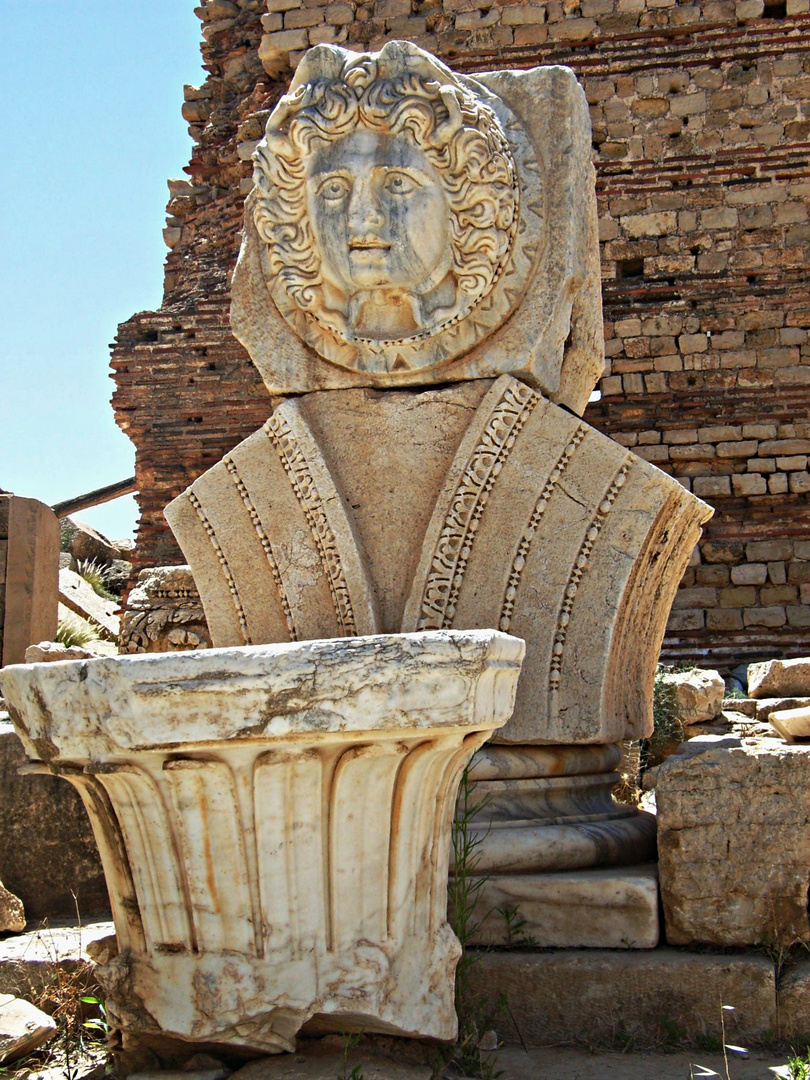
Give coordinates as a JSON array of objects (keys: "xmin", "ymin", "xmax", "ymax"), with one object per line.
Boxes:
[{"xmin": 231, "ymin": 42, "xmax": 604, "ymax": 413}]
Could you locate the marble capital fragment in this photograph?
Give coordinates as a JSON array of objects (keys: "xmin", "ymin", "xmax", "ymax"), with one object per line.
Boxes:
[{"xmin": 1, "ymin": 629, "xmax": 524, "ymax": 1052}]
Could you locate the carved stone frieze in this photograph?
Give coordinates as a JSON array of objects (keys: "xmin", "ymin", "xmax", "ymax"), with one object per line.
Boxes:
[{"xmin": 165, "ymin": 376, "xmax": 712, "ymax": 745}]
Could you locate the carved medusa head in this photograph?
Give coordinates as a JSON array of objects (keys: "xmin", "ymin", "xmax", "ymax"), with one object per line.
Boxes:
[{"xmin": 252, "ymin": 42, "xmax": 519, "ymax": 366}]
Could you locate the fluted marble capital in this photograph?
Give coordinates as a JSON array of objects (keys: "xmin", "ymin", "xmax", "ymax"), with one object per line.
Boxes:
[{"xmin": 1, "ymin": 629, "xmax": 524, "ymax": 1053}]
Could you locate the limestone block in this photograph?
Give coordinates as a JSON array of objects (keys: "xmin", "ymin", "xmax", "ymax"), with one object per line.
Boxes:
[
  {"xmin": 0, "ymin": 720, "xmax": 107, "ymax": 920},
  {"xmin": 656, "ymin": 735, "xmax": 810, "ymax": 946},
  {"xmin": 776, "ymin": 957, "xmax": 810, "ymax": 1039},
  {"xmin": 25, "ymin": 641, "xmax": 97, "ymax": 663},
  {"xmin": 1, "ymin": 496, "xmax": 59, "ymax": 667},
  {"xmin": 66, "ymin": 518, "xmax": 120, "ymax": 565},
  {"xmin": 468, "ymin": 950, "xmax": 776, "ymax": 1048},
  {"xmin": 749, "ymin": 656, "xmax": 810, "ymax": 699},
  {"xmin": 468, "ymin": 865, "xmax": 659, "ymax": 949},
  {"xmin": 755, "ymin": 696, "xmax": 810, "ymax": 721},
  {"xmin": 660, "ymin": 668, "xmax": 725, "ymax": 725},
  {"xmin": 59, "ymin": 568, "xmax": 119, "ymax": 639},
  {"xmin": 0, "ymin": 995, "xmax": 56, "ymax": 1065},
  {"xmin": 770, "ymin": 704, "xmax": 810, "ymax": 742},
  {"xmin": 166, "ymin": 376, "xmax": 711, "ymax": 744},
  {"xmin": 0, "ymin": 879, "xmax": 25, "ymax": 933},
  {"xmin": 232, "ymin": 43, "xmax": 605, "ymax": 414},
  {"xmin": 1, "ymin": 629, "xmax": 523, "ymax": 1053}
]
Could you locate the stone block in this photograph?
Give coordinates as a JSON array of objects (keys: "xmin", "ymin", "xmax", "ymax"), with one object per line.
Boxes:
[
  {"xmin": 693, "ymin": 476, "xmax": 731, "ymax": 497},
  {"xmin": 732, "ymin": 473, "xmax": 767, "ymax": 496},
  {"xmin": 744, "ymin": 606, "xmax": 786, "ymax": 628},
  {"xmin": 0, "ymin": 722, "xmax": 108, "ymax": 920},
  {"xmin": 469, "ymin": 950, "xmax": 776, "ymax": 1047},
  {"xmin": 657, "ymin": 735, "xmax": 810, "ymax": 946},
  {"xmin": 469, "ymin": 866, "xmax": 659, "ymax": 949},
  {"xmin": 620, "ymin": 211, "xmax": 677, "ymax": 238},
  {"xmin": 747, "ymin": 538, "xmax": 792, "ymax": 562},
  {"xmin": 0, "ymin": 880, "xmax": 24, "ymax": 933},
  {"xmin": 58, "ymin": 567, "xmax": 119, "ymax": 639},
  {"xmin": 501, "ymin": 4, "xmax": 547, "ymax": 22},
  {"xmin": 749, "ymin": 657, "xmax": 810, "ymax": 698},
  {"xmin": 731, "ymin": 563, "xmax": 767, "ymax": 585},
  {"xmin": 1, "ymin": 497, "xmax": 59, "ymax": 667},
  {"xmin": 0, "ymin": 996, "xmax": 56, "ymax": 1066},
  {"xmin": 770, "ymin": 705, "xmax": 810, "ymax": 743},
  {"xmin": 0, "ymin": 920, "xmax": 113, "ymax": 1000},
  {"xmin": 661, "ymin": 669, "xmax": 725, "ymax": 725}
]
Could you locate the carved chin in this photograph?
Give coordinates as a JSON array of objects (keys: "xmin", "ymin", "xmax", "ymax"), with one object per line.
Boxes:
[{"xmin": 317, "ymin": 270, "xmax": 460, "ymax": 344}]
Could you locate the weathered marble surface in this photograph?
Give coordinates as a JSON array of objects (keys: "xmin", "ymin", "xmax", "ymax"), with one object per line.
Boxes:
[
  {"xmin": 166, "ymin": 376, "xmax": 711, "ymax": 745},
  {"xmin": 232, "ymin": 42, "xmax": 603, "ymax": 414},
  {"xmin": 1, "ymin": 629, "xmax": 524, "ymax": 1053},
  {"xmin": 459, "ymin": 741, "xmax": 655, "ymax": 876}
]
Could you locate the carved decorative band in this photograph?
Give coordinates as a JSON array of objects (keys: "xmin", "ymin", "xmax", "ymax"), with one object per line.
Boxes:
[
  {"xmin": 418, "ymin": 380, "xmax": 539, "ymax": 630},
  {"xmin": 187, "ymin": 489, "xmax": 250, "ymax": 643},
  {"xmin": 499, "ymin": 423, "xmax": 589, "ymax": 633},
  {"xmin": 265, "ymin": 413, "xmax": 357, "ymax": 636},
  {"xmin": 548, "ymin": 460, "xmax": 631, "ymax": 694},
  {"xmin": 224, "ymin": 456, "xmax": 297, "ymax": 641}
]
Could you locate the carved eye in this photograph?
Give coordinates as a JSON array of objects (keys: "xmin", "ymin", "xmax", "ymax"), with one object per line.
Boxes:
[
  {"xmin": 384, "ymin": 171, "xmax": 421, "ymax": 196},
  {"xmin": 317, "ymin": 175, "xmax": 351, "ymax": 202}
]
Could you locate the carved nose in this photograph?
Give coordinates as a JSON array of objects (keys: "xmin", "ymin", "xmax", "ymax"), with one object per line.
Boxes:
[{"xmin": 348, "ymin": 180, "xmax": 386, "ymax": 232}]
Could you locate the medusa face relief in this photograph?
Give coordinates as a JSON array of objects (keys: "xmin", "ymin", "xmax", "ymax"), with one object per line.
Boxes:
[
  {"xmin": 252, "ymin": 42, "xmax": 524, "ymax": 375},
  {"xmin": 306, "ymin": 129, "xmax": 453, "ymax": 340}
]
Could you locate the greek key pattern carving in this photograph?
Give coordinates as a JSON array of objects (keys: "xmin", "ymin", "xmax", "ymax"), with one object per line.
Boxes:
[
  {"xmin": 187, "ymin": 489, "xmax": 250, "ymax": 644},
  {"xmin": 265, "ymin": 413, "xmax": 357, "ymax": 636},
  {"xmin": 224, "ymin": 456, "xmax": 297, "ymax": 641},
  {"xmin": 498, "ymin": 423, "xmax": 589, "ymax": 634},
  {"xmin": 418, "ymin": 380, "xmax": 539, "ymax": 630},
  {"xmin": 548, "ymin": 460, "xmax": 631, "ymax": 693}
]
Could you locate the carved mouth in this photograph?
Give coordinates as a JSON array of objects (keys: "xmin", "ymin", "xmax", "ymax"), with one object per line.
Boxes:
[{"xmin": 349, "ymin": 237, "xmax": 391, "ymax": 251}]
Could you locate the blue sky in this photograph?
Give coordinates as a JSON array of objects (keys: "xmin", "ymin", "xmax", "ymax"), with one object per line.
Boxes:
[{"xmin": 0, "ymin": 3, "xmax": 206, "ymax": 540}]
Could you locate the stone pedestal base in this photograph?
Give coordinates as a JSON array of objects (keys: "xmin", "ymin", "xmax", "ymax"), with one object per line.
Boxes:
[
  {"xmin": 468, "ymin": 865, "xmax": 659, "ymax": 949},
  {"xmin": 465, "ymin": 744, "xmax": 656, "ymax": 874},
  {"xmin": 460, "ymin": 744, "xmax": 657, "ymax": 949}
]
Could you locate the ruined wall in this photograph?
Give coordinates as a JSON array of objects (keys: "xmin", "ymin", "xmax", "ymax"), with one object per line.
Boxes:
[{"xmin": 110, "ymin": 0, "xmax": 810, "ymax": 667}]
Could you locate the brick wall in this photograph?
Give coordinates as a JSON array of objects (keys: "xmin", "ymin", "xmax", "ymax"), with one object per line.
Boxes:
[{"xmin": 110, "ymin": 0, "xmax": 810, "ymax": 668}]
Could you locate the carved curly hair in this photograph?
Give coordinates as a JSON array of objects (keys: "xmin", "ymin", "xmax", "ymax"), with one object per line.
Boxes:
[{"xmin": 253, "ymin": 42, "xmax": 519, "ymax": 340}]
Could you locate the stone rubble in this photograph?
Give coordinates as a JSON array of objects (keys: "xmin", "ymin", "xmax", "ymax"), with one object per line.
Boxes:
[
  {"xmin": 660, "ymin": 667, "xmax": 725, "ymax": 725},
  {"xmin": 0, "ymin": 995, "xmax": 56, "ymax": 1066},
  {"xmin": 748, "ymin": 656, "xmax": 810, "ymax": 699},
  {"xmin": 0, "ymin": 880, "xmax": 25, "ymax": 934}
]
